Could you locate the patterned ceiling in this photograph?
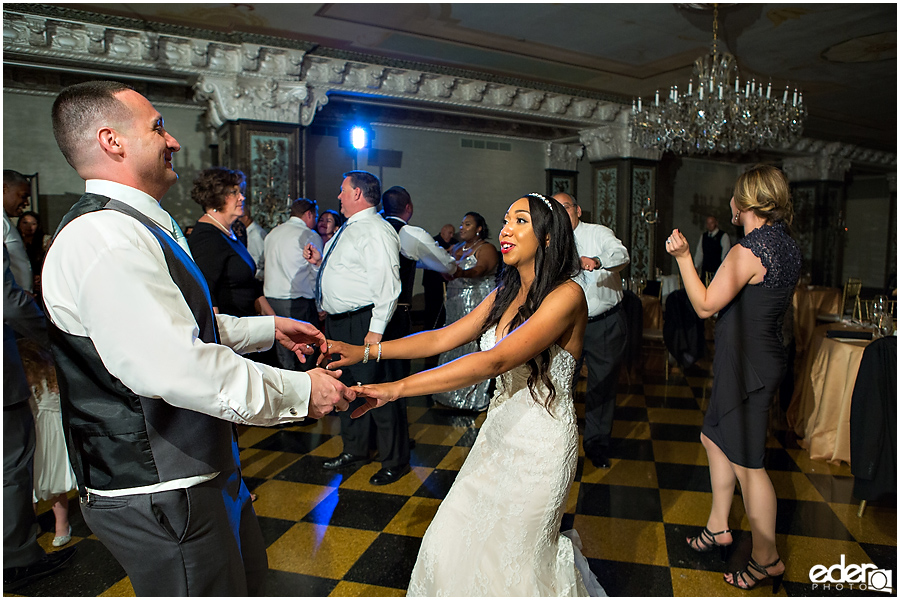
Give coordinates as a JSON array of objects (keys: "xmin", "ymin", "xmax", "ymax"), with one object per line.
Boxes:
[{"xmin": 59, "ymin": 3, "xmax": 898, "ymax": 151}]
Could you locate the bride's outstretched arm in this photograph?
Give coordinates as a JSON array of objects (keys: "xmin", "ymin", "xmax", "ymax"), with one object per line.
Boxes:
[
  {"xmin": 350, "ymin": 281, "xmax": 586, "ymax": 417},
  {"xmin": 324, "ymin": 289, "xmax": 498, "ymax": 368}
]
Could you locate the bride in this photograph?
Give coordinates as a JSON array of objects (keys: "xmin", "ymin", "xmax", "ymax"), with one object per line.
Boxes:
[{"xmin": 326, "ymin": 193, "xmax": 605, "ymax": 596}]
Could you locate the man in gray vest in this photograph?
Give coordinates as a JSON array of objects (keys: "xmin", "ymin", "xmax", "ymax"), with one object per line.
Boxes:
[{"xmin": 42, "ymin": 81, "xmax": 353, "ymax": 596}]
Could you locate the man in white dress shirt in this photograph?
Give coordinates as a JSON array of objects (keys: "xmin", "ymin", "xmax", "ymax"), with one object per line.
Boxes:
[
  {"xmin": 554, "ymin": 192, "xmax": 630, "ymax": 469},
  {"xmin": 3, "ymin": 170, "xmax": 33, "ymax": 293},
  {"xmin": 304, "ymin": 171, "xmax": 408, "ymax": 485},
  {"xmin": 264, "ymin": 197, "xmax": 323, "ymax": 371},
  {"xmin": 381, "ymin": 185, "xmax": 457, "ymax": 379},
  {"xmin": 693, "ymin": 215, "xmax": 731, "ymax": 284},
  {"xmin": 42, "ymin": 81, "xmax": 353, "ymax": 596},
  {"xmin": 238, "ymin": 205, "xmax": 267, "ymax": 280}
]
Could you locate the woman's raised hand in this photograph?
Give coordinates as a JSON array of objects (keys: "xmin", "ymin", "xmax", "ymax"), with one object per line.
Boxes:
[
  {"xmin": 665, "ymin": 229, "xmax": 690, "ymax": 257},
  {"xmin": 319, "ymin": 339, "xmax": 364, "ymax": 369}
]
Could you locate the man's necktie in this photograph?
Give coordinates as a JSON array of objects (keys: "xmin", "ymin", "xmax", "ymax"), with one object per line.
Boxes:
[
  {"xmin": 315, "ymin": 222, "xmax": 349, "ymax": 310},
  {"xmin": 170, "ymin": 216, "xmax": 193, "ymax": 257}
]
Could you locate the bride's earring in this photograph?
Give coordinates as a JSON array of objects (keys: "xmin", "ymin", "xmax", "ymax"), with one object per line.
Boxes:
[{"xmin": 732, "ymin": 212, "xmax": 740, "ymax": 225}]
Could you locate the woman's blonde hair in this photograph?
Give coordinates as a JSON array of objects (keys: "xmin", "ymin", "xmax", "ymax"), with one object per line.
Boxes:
[{"xmin": 733, "ymin": 165, "xmax": 794, "ymax": 225}]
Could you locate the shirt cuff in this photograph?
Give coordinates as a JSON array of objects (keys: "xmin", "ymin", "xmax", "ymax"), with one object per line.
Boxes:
[
  {"xmin": 280, "ymin": 370, "xmax": 312, "ymax": 420},
  {"xmin": 368, "ymin": 318, "xmax": 387, "ymax": 335},
  {"xmin": 243, "ymin": 315, "xmax": 276, "ymax": 353}
]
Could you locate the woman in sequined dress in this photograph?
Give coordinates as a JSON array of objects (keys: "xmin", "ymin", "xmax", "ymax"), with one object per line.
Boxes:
[
  {"xmin": 666, "ymin": 165, "xmax": 800, "ymax": 593},
  {"xmin": 432, "ymin": 211, "xmax": 499, "ymax": 411}
]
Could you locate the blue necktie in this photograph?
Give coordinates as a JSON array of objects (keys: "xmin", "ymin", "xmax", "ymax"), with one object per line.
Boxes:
[{"xmin": 315, "ymin": 222, "xmax": 349, "ymax": 310}]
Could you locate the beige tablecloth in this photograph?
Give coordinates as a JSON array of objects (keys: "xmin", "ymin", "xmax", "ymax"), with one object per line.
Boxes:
[
  {"xmin": 787, "ymin": 322, "xmax": 871, "ymax": 465},
  {"xmin": 793, "ymin": 285, "xmax": 841, "ymax": 354}
]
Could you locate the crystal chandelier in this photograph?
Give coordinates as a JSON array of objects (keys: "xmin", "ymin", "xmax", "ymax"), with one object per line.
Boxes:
[{"xmin": 630, "ymin": 4, "xmax": 806, "ymax": 154}]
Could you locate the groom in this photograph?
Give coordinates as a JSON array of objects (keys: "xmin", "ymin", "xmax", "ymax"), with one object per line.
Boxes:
[{"xmin": 43, "ymin": 80, "xmax": 354, "ymax": 596}]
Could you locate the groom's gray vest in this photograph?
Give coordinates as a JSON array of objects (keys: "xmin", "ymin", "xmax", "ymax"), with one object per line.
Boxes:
[{"xmin": 48, "ymin": 194, "xmax": 235, "ymax": 495}]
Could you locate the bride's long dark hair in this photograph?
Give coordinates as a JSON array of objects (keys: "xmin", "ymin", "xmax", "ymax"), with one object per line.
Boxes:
[{"xmin": 482, "ymin": 193, "xmax": 581, "ymax": 409}]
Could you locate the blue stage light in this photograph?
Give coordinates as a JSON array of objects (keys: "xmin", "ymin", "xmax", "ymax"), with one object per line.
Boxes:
[{"xmin": 350, "ymin": 126, "xmax": 368, "ymax": 150}]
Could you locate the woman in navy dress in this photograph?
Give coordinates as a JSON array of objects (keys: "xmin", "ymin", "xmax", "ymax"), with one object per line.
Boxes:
[
  {"xmin": 188, "ymin": 167, "xmax": 277, "ymax": 366},
  {"xmin": 666, "ymin": 165, "xmax": 800, "ymax": 592}
]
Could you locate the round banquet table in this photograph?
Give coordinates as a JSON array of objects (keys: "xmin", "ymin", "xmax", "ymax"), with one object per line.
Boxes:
[{"xmin": 787, "ymin": 322, "xmax": 873, "ymax": 465}]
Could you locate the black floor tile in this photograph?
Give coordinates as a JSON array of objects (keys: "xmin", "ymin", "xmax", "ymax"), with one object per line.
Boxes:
[
  {"xmin": 303, "ymin": 488, "xmax": 407, "ymax": 531},
  {"xmin": 577, "ymin": 482, "xmax": 664, "ymax": 521},
  {"xmin": 649, "ymin": 422, "xmax": 703, "ymax": 442},
  {"xmin": 615, "ymin": 405, "xmax": 649, "ymax": 422},
  {"xmin": 343, "ymin": 533, "xmax": 422, "ymax": 589},
  {"xmin": 775, "ymin": 499, "xmax": 854, "ymax": 540},
  {"xmin": 454, "ymin": 428, "xmax": 480, "ymax": 447},
  {"xmin": 860, "ymin": 542, "xmax": 898, "ymax": 574},
  {"xmin": 275, "ymin": 454, "xmax": 367, "ymax": 486},
  {"xmin": 806, "ymin": 473, "xmax": 857, "ymax": 504},
  {"xmin": 413, "ymin": 469, "xmax": 458, "ymax": 500},
  {"xmin": 409, "ymin": 443, "xmax": 452, "ymax": 468},
  {"xmin": 561, "ymin": 512, "xmax": 575, "ymax": 532},
  {"xmin": 643, "ymin": 395, "xmax": 699, "ymax": 410},
  {"xmin": 591, "ymin": 558, "xmax": 674, "ymax": 596},
  {"xmin": 251, "ymin": 429, "xmax": 335, "ymax": 455},
  {"xmin": 256, "ymin": 515, "xmax": 299, "ymax": 547},
  {"xmin": 655, "ymin": 463, "xmax": 712, "ymax": 493},
  {"xmin": 12, "ymin": 539, "xmax": 126, "ymax": 597},
  {"xmin": 265, "ymin": 569, "xmax": 339, "ymax": 596},
  {"xmin": 607, "ymin": 438, "xmax": 655, "ymax": 462}
]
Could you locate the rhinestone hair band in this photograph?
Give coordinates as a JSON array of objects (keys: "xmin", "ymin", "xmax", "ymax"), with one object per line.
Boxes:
[{"xmin": 527, "ymin": 193, "xmax": 554, "ymax": 211}]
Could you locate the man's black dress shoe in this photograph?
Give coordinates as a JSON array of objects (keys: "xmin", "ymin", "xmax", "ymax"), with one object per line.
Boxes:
[
  {"xmin": 4, "ymin": 546, "xmax": 77, "ymax": 591},
  {"xmin": 369, "ymin": 465, "xmax": 410, "ymax": 486},
  {"xmin": 585, "ymin": 445, "xmax": 610, "ymax": 469},
  {"xmin": 322, "ymin": 453, "xmax": 370, "ymax": 470}
]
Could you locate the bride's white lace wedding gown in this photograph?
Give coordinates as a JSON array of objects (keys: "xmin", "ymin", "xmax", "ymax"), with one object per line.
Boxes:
[{"xmin": 407, "ymin": 328, "xmax": 605, "ymax": 596}]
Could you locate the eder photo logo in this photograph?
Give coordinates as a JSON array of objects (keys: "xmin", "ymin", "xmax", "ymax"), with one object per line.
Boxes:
[{"xmin": 809, "ymin": 555, "xmax": 893, "ymax": 593}]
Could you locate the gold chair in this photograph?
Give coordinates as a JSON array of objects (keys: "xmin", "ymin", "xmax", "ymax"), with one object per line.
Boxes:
[{"xmin": 818, "ymin": 277, "xmax": 862, "ymax": 322}]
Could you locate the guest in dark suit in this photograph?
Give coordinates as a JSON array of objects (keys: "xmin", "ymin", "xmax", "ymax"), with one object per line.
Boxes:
[{"xmin": 3, "ymin": 245, "xmax": 76, "ymax": 591}]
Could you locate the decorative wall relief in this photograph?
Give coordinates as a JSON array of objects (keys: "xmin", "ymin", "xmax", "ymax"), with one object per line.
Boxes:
[
  {"xmin": 217, "ymin": 121, "xmax": 300, "ymax": 231},
  {"xmin": 593, "ymin": 166, "xmax": 617, "ymax": 229},
  {"xmin": 630, "ymin": 166, "xmax": 656, "ymax": 280},
  {"xmin": 791, "ymin": 184, "xmax": 816, "ymax": 276}
]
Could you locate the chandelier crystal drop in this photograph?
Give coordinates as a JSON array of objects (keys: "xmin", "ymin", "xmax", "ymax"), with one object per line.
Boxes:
[{"xmin": 630, "ymin": 4, "xmax": 806, "ymax": 154}]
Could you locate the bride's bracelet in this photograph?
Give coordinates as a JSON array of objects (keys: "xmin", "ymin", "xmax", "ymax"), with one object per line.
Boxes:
[
  {"xmin": 377, "ymin": 342, "xmax": 382, "ymax": 362},
  {"xmin": 363, "ymin": 343, "xmax": 370, "ymax": 363}
]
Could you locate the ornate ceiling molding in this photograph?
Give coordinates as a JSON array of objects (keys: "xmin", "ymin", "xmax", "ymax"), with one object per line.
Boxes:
[
  {"xmin": 782, "ymin": 143, "xmax": 853, "ymax": 182},
  {"xmin": 579, "ymin": 112, "xmax": 663, "ymax": 163},
  {"xmin": 545, "ymin": 142, "xmax": 584, "ymax": 171},
  {"xmin": 3, "ymin": 8, "xmax": 621, "ymax": 130},
  {"xmin": 3, "ymin": 6, "xmax": 896, "ymax": 173}
]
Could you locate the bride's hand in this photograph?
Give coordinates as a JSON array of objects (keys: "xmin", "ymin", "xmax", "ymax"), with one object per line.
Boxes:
[
  {"xmin": 350, "ymin": 382, "xmax": 401, "ymax": 418},
  {"xmin": 320, "ymin": 340, "xmax": 365, "ymax": 368}
]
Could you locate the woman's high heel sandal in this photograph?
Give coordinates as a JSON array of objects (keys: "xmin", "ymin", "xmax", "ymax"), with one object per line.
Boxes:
[
  {"xmin": 725, "ymin": 557, "xmax": 784, "ymax": 593},
  {"xmin": 686, "ymin": 527, "xmax": 733, "ymax": 561}
]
